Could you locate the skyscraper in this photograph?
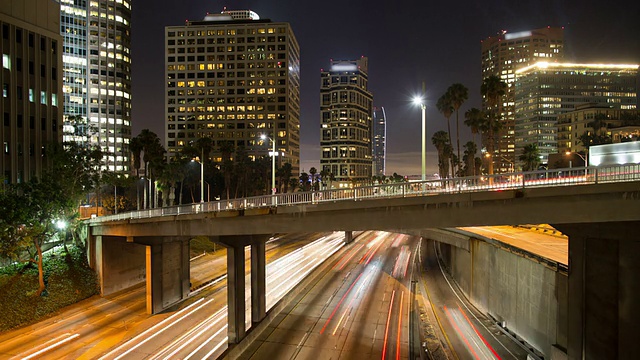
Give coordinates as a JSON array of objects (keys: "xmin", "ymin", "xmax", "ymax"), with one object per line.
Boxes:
[
  {"xmin": 481, "ymin": 27, "xmax": 564, "ymax": 172},
  {"xmin": 320, "ymin": 57, "xmax": 373, "ymax": 186},
  {"xmin": 164, "ymin": 10, "xmax": 301, "ymax": 174},
  {"xmin": 1, "ymin": 0, "xmax": 63, "ymax": 184},
  {"xmin": 514, "ymin": 62, "xmax": 638, "ymax": 164},
  {"xmin": 60, "ymin": 0, "xmax": 132, "ymax": 172},
  {"xmin": 372, "ymin": 106, "xmax": 386, "ymax": 177}
]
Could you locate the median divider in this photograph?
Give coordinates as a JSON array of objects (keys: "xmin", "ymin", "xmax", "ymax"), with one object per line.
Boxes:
[{"xmin": 222, "ymin": 236, "xmax": 350, "ymax": 359}]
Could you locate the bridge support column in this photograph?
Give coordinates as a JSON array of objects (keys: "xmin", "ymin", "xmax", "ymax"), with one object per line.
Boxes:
[
  {"xmin": 251, "ymin": 240, "xmax": 266, "ymax": 325},
  {"xmin": 554, "ymin": 221, "xmax": 640, "ymax": 360},
  {"xmin": 226, "ymin": 244, "xmax": 246, "ymax": 343},
  {"xmin": 344, "ymin": 231, "xmax": 353, "ymax": 244},
  {"xmin": 218, "ymin": 235, "xmax": 270, "ymax": 344},
  {"xmin": 144, "ymin": 238, "xmax": 190, "ymax": 314}
]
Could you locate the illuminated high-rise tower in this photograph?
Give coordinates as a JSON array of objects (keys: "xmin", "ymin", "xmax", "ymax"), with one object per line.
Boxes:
[
  {"xmin": 481, "ymin": 27, "xmax": 564, "ymax": 172},
  {"xmin": 372, "ymin": 106, "xmax": 386, "ymax": 177},
  {"xmin": 164, "ymin": 10, "xmax": 301, "ymax": 174},
  {"xmin": 320, "ymin": 57, "xmax": 373, "ymax": 186},
  {"xmin": 60, "ymin": 0, "xmax": 132, "ymax": 172}
]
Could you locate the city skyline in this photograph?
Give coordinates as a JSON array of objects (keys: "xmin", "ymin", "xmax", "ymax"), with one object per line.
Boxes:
[{"xmin": 132, "ymin": 0, "xmax": 640, "ymax": 176}]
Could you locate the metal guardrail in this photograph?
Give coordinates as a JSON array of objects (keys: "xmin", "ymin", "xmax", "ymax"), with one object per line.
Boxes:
[{"xmin": 89, "ymin": 164, "xmax": 640, "ymax": 224}]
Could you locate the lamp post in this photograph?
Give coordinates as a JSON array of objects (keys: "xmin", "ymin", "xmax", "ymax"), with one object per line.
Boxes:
[
  {"xmin": 565, "ymin": 151, "xmax": 588, "ymax": 177},
  {"xmin": 260, "ymin": 134, "xmax": 276, "ymax": 195},
  {"xmin": 191, "ymin": 155, "xmax": 205, "ymax": 203},
  {"xmin": 413, "ymin": 95, "xmax": 426, "ymax": 188}
]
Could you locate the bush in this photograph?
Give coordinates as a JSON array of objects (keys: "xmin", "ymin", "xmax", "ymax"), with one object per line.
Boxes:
[
  {"xmin": 0, "ymin": 246, "xmax": 99, "ymax": 331},
  {"xmin": 190, "ymin": 236, "xmax": 218, "ymax": 256}
]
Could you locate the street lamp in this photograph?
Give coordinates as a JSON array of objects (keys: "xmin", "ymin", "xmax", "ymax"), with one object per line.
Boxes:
[
  {"xmin": 413, "ymin": 95, "xmax": 426, "ymax": 187},
  {"xmin": 565, "ymin": 151, "xmax": 588, "ymax": 177},
  {"xmin": 191, "ymin": 155, "xmax": 205, "ymax": 203},
  {"xmin": 260, "ymin": 134, "xmax": 276, "ymax": 195}
]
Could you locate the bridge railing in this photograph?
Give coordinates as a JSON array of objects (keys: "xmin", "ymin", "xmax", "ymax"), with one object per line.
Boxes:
[{"xmin": 89, "ymin": 163, "xmax": 640, "ymax": 223}]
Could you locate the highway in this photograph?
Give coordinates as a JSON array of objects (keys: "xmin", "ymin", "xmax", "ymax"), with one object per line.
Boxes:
[
  {"xmin": 240, "ymin": 231, "xmax": 421, "ymax": 359},
  {"xmin": 0, "ymin": 232, "xmax": 343, "ymax": 359},
  {"xmin": 419, "ymin": 239, "xmax": 529, "ymax": 360}
]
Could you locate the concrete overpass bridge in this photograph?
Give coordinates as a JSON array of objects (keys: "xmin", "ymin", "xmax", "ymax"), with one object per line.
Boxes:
[{"xmin": 87, "ymin": 165, "xmax": 640, "ymax": 359}]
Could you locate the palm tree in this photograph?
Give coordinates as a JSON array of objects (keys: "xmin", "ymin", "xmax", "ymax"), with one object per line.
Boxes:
[
  {"xmin": 464, "ymin": 108, "xmax": 483, "ymax": 146},
  {"xmin": 447, "ymin": 83, "xmax": 469, "ymax": 172},
  {"xmin": 462, "ymin": 141, "xmax": 478, "ymax": 176},
  {"xmin": 309, "ymin": 167, "xmax": 318, "ymax": 191},
  {"xmin": 437, "ymin": 93, "xmax": 454, "ymax": 178},
  {"xmin": 135, "ymin": 129, "xmax": 165, "ymax": 208},
  {"xmin": 278, "ymin": 162, "xmax": 293, "ymax": 193},
  {"xmin": 299, "ymin": 172, "xmax": 310, "ymax": 191},
  {"xmin": 480, "ymin": 75, "xmax": 507, "ymax": 175},
  {"xmin": 431, "ymin": 130, "xmax": 452, "ymax": 179},
  {"xmin": 519, "ymin": 144, "xmax": 540, "ymax": 171}
]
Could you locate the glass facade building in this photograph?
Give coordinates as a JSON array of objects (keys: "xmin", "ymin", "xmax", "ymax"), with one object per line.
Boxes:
[
  {"xmin": 1, "ymin": 0, "xmax": 63, "ymax": 184},
  {"xmin": 320, "ymin": 57, "xmax": 373, "ymax": 186},
  {"xmin": 60, "ymin": 0, "xmax": 132, "ymax": 172},
  {"xmin": 481, "ymin": 27, "xmax": 564, "ymax": 172},
  {"xmin": 164, "ymin": 10, "xmax": 301, "ymax": 174},
  {"xmin": 514, "ymin": 62, "xmax": 638, "ymax": 164},
  {"xmin": 372, "ymin": 106, "xmax": 386, "ymax": 177}
]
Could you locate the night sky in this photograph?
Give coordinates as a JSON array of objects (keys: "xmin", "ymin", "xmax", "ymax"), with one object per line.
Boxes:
[{"xmin": 131, "ymin": 0, "xmax": 640, "ymax": 176}]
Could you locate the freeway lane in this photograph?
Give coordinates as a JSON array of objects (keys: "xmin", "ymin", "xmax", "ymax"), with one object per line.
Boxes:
[
  {"xmin": 420, "ymin": 239, "xmax": 528, "ymax": 360},
  {"xmin": 94, "ymin": 232, "xmax": 346, "ymax": 359},
  {"xmin": 0, "ymin": 232, "xmax": 338, "ymax": 359},
  {"xmin": 239, "ymin": 231, "xmax": 419, "ymax": 360}
]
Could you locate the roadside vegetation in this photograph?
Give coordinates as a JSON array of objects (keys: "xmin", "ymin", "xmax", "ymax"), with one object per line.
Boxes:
[{"xmin": 0, "ymin": 245, "xmax": 98, "ymax": 331}]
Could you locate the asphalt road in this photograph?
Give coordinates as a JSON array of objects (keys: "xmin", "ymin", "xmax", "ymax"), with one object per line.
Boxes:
[{"xmin": 0, "ymin": 232, "xmax": 340, "ymax": 359}]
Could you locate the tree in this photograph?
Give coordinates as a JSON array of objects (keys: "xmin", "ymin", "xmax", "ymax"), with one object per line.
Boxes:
[
  {"xmin": 437, "ymin": 92, "xmax": 454, "ymax": 176},
  {"xmin": 464, "ymin": 107, "xmax": 483, "ymax": 146},
  {"xmin": 299, "ymin": 172, "xmax": 310, "ymax": 191},
  {"xmin": 519, "ymin": 144, "xmax": 540, "ymax": 171},
  {"xmin": 447, "ymin": 83, "xmax": 469, "ymax": 174},
  {"xmin": 134, "ymin": 130, "xmax": 165, "ymax": 208},
  {"xmin": 130, "ymin": 136, "xmax": 143, "ymax": 177},
  {"xmin": 309, "ymin": 167, "xmax": 318, "ymax": 191},
  {"xmin": 432, "ymin": 130, "xmax": 452, "ymax": 179},
  {"xmin": 480, "ymin": 75, "xmax": 507, "ymax": 175},
  {"xmin": 462, "ymin": 141, "xmax": 478, "ymax": 176},
  {"xmin": 278, "ymin": 163, "xmax": 293, "ymax": 193}
]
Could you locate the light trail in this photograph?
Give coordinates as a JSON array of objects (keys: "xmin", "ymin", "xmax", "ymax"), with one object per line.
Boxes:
[
  {"xmin": 18, "ymin": 333, "xmax": 80, "ymax": 360},
  {"xmin": 332, "ymin": 267, "xmax": 377, "ymax": 335},
  {"xmin": 445, "ymin": 305, "xmax": 481, "ymax": 360},
  {"xmin": 183, "ymin": 325, "xmax": 227, "ymax": 360},
  {"xmin": 381, "ymin": 290, "xmax": 396, "ymax": 360},
  {"xmin": 334, "ymin": 243, "xmax": 364, "ymax": 270},
  {"xmin": 320, "ymin": 272, "xmax": 364, "ymax": 334},
  {"xmin": 458, "ymin": 304, "xmax": 501, "ymax": 360},
  {"xmin": 98, "ymin": 297, "xmax": 212, "ymax": 360},
  {"xmin": 396, "ymin": 291, "xmax": 404, "ymax": 360},
  {"xmin": 151, "ymin": 308, "xmax": 226, "ymax": 360}
]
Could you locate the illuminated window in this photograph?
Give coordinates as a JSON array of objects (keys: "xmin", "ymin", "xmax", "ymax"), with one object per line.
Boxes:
[{"xmin": 2, "ymin": 54, "xmax": 9, "ymax": 70}]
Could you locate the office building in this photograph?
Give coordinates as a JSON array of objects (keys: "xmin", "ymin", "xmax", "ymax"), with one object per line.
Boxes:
[
  {"xmin": 557, "ymin": 104, "xmax": 640, "ymax": 154},
  {"xmin": 60, "ymin": 0, "xmax": 132, "ymax": 172},
  {"xmin": 320, "ymin": 57, "xmax": 373, "ymax": 186},
  {"xmin": 514, "ymin": 62, "xmax": 638, "ymax": 164},
  {"xmin": 164, "ymin": 10, "xmax": 301, "ymax": 174},
  {"xmin": 1, "ymin": 0, "xmax": 63, "ymax": 184},
  {"xmin": 481, "ymin": 27, "xmax": 564, "ymax": 172},
  {"xmin": 372, "ymin": 106, "xmax": 386, "ymax": 177}
]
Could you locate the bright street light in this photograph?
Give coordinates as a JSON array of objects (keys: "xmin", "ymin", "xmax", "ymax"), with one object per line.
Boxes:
[
  {"xmin": 413, "ymin": 94, "xmax": 427, "ymax": 188},
  {"xmin": 260, "ymin": 134, "xmax": 277, "ymax": 195}
]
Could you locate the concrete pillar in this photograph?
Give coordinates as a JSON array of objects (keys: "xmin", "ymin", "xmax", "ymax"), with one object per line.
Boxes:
[
  {"xmin": 144, "ymin": 238, "xmax": 191, "ymax": 315},
  {"xmin": 227, "ymin": 244, "xmax": 246, "ymax": 343},
  {"xmin": 555, "ymin": 221, "xmax": 640, "ymax": 360},
  {"xmin": 251, "ymin": 241, "xmax": 266, "ymax": 325},
  {"xmin": 86, "ymin": 233, "xmax": 98, "ymax": 270},
  {"xmin": 344, "ymin": 231, "xmax": 353, "ymax": 244},
  {"xmin": 146, "ymin": 244, "xmax": 163, "ymax": 314}
]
